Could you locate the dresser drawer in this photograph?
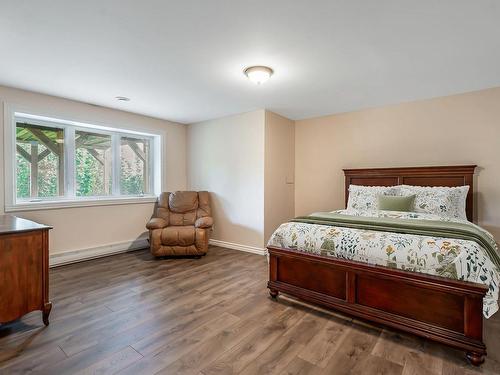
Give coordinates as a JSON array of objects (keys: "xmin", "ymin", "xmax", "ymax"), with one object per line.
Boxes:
[{"xmin": 0, "ymin": 231, "xmax": 44, "ymax": 323}]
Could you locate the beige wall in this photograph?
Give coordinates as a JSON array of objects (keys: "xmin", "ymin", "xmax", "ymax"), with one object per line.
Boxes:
[
  {"xmin": 264, "ymin": 111, "xmax": 295, "ymax": 243},
  {"xmin": 187, "ymin": 110, "xmax": 266, "ymax": 249},
  {"xmin": 295, "ymin": 87, "xmax": 500, "ymax": 238},
  {"xmin": 0, "ymin": 85, "xmax": 187, "ymax": 254}
]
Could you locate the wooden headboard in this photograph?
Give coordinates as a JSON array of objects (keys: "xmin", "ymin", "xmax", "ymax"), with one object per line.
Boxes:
[{"xmin": 343, "ymin": 165, "xmax": 476, "ymax": 221}]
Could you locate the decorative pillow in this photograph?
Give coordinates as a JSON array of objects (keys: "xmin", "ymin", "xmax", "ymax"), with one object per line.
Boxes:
[
  {"xmin": 445, "ymin": 186, "xmax": 470, "ymax": 220},
  {"xmin": 378, "ymin": 194, "xmax": 416, "ymax": 212},
  {"xmin": 398, "ymin": 185, "xmax": 469, "ymax": 220},
  {"xmin": 347, "ymin": 185, "xmax": 398, "ymax": 211}
]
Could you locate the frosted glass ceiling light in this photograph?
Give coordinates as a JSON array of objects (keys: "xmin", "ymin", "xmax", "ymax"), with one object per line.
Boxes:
[{"xmin": 244, "ymin": 66, "xmax": 274, "ymax": 84}]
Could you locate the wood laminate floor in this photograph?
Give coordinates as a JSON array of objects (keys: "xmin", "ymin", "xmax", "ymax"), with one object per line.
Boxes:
[{"xmin": 0, "ymin": 247, "xmax": 499, "ymax": 374}]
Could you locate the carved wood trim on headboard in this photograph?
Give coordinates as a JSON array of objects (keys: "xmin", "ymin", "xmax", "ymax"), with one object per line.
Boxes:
[{"xmin": 343, "ymin": 165, "xmax": 476, "ymax": 221}]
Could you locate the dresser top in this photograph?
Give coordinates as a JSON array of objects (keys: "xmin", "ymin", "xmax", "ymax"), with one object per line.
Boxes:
[{"xmin": 0, "ymin": 215, "xmax": 52, "ymax": 235}]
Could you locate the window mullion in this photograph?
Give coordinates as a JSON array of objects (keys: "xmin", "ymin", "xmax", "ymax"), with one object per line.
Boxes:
[
  {"xmin": 65, "ymin": 127, "xmax": 76, "ymax": 198},
  {"xmin": 149, "ymin": 137, "xmax": 154, "ymax": 194},
  {"xmin": 111, "ymin": 134, "xmax": 121, "ymax": 196},
  {"xmin": 153, "ymin": 135, "xmax": 161, "ymax": 194}
]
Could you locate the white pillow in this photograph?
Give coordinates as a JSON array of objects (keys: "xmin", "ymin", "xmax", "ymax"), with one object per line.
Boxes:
[
  {"xmin": 398, "ymin": 185, "xmax": 469, "ymax": 220},
  {"xmin": 347, "ymin": 185, "xmax": 399, "ymax": 211}
]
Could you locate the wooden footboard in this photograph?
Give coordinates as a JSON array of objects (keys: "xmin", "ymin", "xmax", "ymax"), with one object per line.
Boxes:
[{"xmin": 267, "ymin": 246, "xmax": 488, "ymax": 366}]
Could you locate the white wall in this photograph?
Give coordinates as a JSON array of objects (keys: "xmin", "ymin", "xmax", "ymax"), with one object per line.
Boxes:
[
  {"xmin": 0, "ymin": 85, "xmax": 187, "ymax": 255},
  {"xmin": 187, "ymin": 110, "xmax": 266, "ymax": 250},
  {"xmin": 264, "ymin": 111, "xmax": 295, "ymax": 243},
  {"xmin": 187, "ymin": 110, "xmax": 296, "ymax": 251}
]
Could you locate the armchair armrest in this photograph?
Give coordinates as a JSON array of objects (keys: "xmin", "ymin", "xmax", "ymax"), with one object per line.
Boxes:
[
  {"xmin": 146, "ymin": 218, "xmax": 168, "ymax": 230},
  {"xmin": 195, "ymin": 216, "xmax": 213, "ymax": 229}
]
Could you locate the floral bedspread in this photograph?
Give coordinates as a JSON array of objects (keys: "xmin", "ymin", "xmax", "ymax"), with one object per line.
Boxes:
[{"xmin": 268, "ymin": 209, "xmax": 500, "ymax": 318}]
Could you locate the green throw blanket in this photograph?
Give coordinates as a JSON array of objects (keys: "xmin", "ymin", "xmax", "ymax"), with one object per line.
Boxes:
[{"xmin": 292, "ymin": 212, "xmax": 500, "ymax": 269}]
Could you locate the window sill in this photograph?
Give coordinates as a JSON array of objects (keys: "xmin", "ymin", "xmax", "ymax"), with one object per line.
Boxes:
[{"xmin": 5, "ymin": 196, "xmax": 158, "ymax": 212}]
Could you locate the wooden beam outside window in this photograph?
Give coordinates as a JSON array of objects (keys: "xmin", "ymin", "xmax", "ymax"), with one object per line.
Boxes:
[
  {"xmin": 28, "ymin": 129, "xmax": 60, "ymax": 155},
  {"xmin": 16, "ymin": 145, "xmax": 31, "ymax": 162},
  {"xmin": 38, "ymin": 149, "xmax": 51, "ymax": 162},
  {"xmin": 125, "ymin": 140, "xmax": 146, "ymax": 162}
]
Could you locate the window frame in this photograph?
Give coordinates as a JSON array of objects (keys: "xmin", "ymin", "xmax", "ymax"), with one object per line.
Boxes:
[{"xmin": 4, "ymin": 105, "xmax": 162, "ymax": 212}]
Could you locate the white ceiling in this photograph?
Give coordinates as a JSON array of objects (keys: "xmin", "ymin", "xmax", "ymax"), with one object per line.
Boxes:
[{"xmin": 1, "ymin": 1, "xmax": 500, "ymax": 124}]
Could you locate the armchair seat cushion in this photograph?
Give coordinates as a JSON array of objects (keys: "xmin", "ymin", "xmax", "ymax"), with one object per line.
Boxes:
[{"xmin": 161, "ymin": 226, "xmax": 195, "ymax": 246}]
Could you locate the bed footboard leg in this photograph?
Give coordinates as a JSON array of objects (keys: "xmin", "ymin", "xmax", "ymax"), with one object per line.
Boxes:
[
  {"xmin": 269, "ymin": 289, "xmax": 279, "ymax": 299},
  {"xmin": 466, "ymin": 351, "xmax": 485, "ymax": 366}
]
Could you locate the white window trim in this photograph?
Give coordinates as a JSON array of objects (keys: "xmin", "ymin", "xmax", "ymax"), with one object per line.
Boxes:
[
  {"xmin": 7, "ymin": 195, "xmax": 159, "ymax": 212},
  {"xmin": 3, "ymin": 103, "xmax": 163, "ymax": 212}
]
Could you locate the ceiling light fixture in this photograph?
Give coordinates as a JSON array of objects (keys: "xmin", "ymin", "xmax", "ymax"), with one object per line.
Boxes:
[
  {"xmin": 244, "ymin": 66, "xmax": 274, "ymax": 85},
  {"xmin": 115, "ymin": 96, "xmax": 130, "ymax": 101}
]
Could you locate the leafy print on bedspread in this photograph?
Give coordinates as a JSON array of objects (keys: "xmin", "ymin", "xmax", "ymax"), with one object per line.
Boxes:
[{"xmin": 268, "ymin": 210, "xmax": 500, "ymax": 318}]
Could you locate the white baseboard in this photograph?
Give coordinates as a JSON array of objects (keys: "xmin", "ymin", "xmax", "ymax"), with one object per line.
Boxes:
[
  {"xmin": 209, "ymin": 239, "xmax": 266, "ymax": 256},
  {"xmin": 50, "ymin": 237, "xmax": 264, "ymax": 267},
  {"xmin": 49, "ymin": 237, "xmax": 149, "ymax": 267}
]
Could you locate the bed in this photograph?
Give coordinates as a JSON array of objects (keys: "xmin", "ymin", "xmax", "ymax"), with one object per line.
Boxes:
[{"xmin": 267, "ymin": 165, "xmax": 500, "ymax": 366}]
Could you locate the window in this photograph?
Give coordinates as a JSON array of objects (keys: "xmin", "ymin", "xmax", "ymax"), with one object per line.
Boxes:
[
  {"xmin": 6, "ymin": 112, "xmax": 161, "ymax": 210},
  {"xmin": 75, "ymin": 130, "xmax": 112, "ymax": 197},
  {"xmin": 120, "ymin": 136, "xmax": 151, "ymax": 195},
  {"xmin": 16, "ymin": 123, "xmax": 65, "ymax": 199}
]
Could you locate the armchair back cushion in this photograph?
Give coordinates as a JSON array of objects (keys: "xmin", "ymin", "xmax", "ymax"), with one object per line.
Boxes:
[{"xmin": 169, "ymin": 191, "xmax": 198, "ymax": 213}]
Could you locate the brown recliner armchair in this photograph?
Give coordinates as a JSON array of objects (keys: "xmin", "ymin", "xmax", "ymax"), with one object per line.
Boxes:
[{"xmin": 146, "ymin": 191, "xmax": 213, "ymax": 257}]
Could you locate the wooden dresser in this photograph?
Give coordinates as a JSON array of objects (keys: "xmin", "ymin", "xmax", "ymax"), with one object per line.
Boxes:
[{"xmin": 0, "ymin": 215, "xmax": 52, "ymax": 325}]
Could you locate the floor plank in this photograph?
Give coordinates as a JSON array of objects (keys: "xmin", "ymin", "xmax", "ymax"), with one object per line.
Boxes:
[{"xmin": 0, "ymin": 246, "xmax": 498, "ymax": 375}]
